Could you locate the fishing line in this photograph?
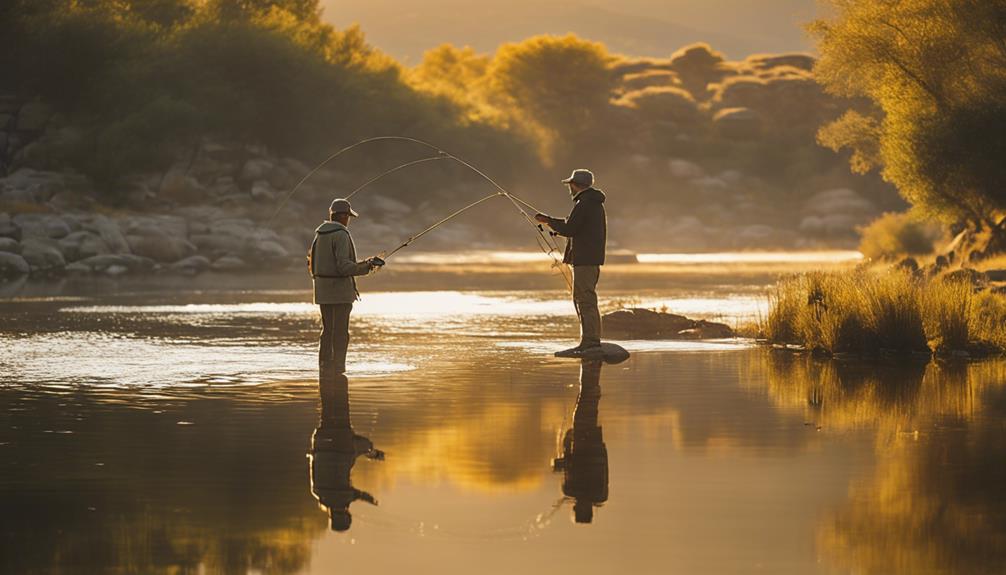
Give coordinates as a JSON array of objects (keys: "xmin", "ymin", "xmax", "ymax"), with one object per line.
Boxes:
[
  {"xmin": 275, "ymin": 135, "xmax": 572, "ymax": 290},
  {"xmin": 344, "ymin": 155, "xmax": 446, "ymax": 200},
  {"xmin": 381, "ymin": 192, "xmax": 504, "ymax": 260}
]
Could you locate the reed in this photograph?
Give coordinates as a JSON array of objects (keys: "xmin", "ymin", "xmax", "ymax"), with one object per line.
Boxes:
[{"xmin": 765, "ymin": 270, "xmax": 1006, "ymax": 356}]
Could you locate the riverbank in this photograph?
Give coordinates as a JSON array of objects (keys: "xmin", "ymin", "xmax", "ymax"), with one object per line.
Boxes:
[{"xmin": 764, "ymin": 268, "xmax": 1006, "ymax": 357}]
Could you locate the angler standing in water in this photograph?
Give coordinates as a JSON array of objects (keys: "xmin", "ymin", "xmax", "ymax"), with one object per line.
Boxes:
[
  {"xmin": 536, "ymin": 169, "xmax": 607, "ymax": 358},
  {"xmin": 309, "ymin": 198, "xmax": 383, "ymax": 371}
]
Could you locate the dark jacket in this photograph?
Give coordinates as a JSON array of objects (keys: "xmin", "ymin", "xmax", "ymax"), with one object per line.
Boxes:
[{"xmin": 547, "ymin": 187, "xmax": 607, "ymax": 266}]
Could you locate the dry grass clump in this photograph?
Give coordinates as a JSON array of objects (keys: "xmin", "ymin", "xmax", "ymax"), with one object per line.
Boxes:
[{"xmin": 765, "ymin": 270, "xmax": 1006, "ymax": 356}]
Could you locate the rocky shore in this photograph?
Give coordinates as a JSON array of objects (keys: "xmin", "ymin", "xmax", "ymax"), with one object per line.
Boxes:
[{"xmin": 0, "ymin": 143, "xmax": 397, "ymax": 280}]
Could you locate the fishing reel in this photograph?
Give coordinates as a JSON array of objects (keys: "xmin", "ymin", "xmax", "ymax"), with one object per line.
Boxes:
[
  {"xmin": 537, "ymin": 223, "xmax": 560, "ymax": 237},
  {"xmin": 369, "ymin": 256, "xmax": 386, "ymax": 268}
]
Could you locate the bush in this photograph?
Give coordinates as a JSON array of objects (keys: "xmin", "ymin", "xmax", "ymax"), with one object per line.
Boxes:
[
  {"xmin": 858, "ymin": 211, "xmax": 945, "ymax": 260},
  {"xmin": 764, "ymin": 270, "xmax": 1006, "ymax": 355}
]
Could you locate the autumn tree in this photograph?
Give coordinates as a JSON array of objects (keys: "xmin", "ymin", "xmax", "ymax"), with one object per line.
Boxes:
[{"xmin": 811, "ymin": 0, "xmax": 1006, "ymax": 255}]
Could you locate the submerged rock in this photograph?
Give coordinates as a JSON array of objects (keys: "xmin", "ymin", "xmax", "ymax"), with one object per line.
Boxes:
[{"xmin": 602, "ymin": 308, "xmax": 734, "ymax": 339}]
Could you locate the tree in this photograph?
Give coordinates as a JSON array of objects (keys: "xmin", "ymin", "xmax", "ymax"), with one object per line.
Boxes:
[
  {"xmin": 810, "ymin": 0, "xmax": 1006, "ymax": 246},
  {"xmin": 487, "ymin": 34, "xmax": 616, "ymax": 162}
]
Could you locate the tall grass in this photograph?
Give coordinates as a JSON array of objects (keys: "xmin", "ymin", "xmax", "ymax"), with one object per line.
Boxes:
[{"xmin": 765, "ymin": 270, "xmax": 1006, "ymax": 356}]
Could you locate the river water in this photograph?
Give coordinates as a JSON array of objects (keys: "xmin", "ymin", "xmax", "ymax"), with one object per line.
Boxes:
[{"xmin": 2, "ymin": 251, "xmax": 1004, "ymax": 575}]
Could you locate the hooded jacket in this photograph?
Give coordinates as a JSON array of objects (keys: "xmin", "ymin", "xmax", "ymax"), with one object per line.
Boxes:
[
  {"xmin": 309, "ymin": 221, "xmax": 371, "ymax": 304},
  {"xmin": 546, "ymin": 187, "xmax": 607, "ymax": 266}
]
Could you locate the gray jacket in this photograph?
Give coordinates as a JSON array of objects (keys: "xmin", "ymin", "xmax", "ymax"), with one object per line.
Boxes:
[{"xmin": 310, "ymin": 221, "xmax": 371, "ymax": 304}]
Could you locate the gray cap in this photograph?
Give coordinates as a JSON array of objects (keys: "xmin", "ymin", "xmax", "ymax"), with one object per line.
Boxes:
[
  {"xmin": 561, "ymin": 169, "xmax": 594, "ymax": 187},
  {"xmin": 329, "ymin": 198, "xmax": 359, "ymax": 217}
]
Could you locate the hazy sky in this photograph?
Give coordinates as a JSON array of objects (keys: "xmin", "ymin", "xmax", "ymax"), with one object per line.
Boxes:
[{"xmin": 321, "ymin": 0, "xmax": 820, "ymax": 63}]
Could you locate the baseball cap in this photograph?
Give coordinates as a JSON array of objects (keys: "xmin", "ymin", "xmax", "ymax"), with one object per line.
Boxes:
[
  {"xmin": 561, "ymin": 169, "xmax": 594, "ymax": 187},
  {"xmin": 329, "ymin": 198, "xmax": 359, "ymax": 217}
]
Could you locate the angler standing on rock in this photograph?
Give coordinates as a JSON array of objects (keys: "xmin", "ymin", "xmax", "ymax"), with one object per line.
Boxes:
[
  {"xmin": 535, "ymin": 169, "xmax": 607, "ymax": 358},
  {"xmin": 309, "ymin": 198, "xmax": 382, "ymax": 372}
]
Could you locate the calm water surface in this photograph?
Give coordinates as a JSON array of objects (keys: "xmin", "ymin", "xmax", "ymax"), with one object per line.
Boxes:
[{"xmin": 1, "ymin": 253, "xmax": 1004, "ymax": 574}]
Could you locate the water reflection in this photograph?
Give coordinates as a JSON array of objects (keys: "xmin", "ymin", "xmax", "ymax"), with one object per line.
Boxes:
[
  {"xmin": 759, "ymin": 354, "xmax": 1006, "ymax": 575},
  {"xmin": 552, "ymin": 360, "xmax": 608, "ymax": 524},
  {"xmin": 309, "ymin": 366, "xmax": 384, "ymax": 532}
]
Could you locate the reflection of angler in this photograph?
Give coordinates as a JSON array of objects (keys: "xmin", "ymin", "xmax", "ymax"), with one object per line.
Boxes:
[
  {"xmin": 553, "ymin": 359, "xmax": 608, "ymax": 524},
  {"xmin": 309, "ymin": 368, "xmax": 384, "ymax": 532}
]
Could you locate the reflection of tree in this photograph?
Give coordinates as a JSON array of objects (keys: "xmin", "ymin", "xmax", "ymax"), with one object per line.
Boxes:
[
  {"xmin": 0, "ymin": 392, "xmax": 327, "ymax": 574},
  {"xmin": 309, "ymin": 366, "xmax": 382, "ymax": 532},
  {"xmin": 758, "ymin": 353, "xmax": 993, "ymax": 434},
  {"xmin": 553, "ymin": 360, "xmax": 608, "ymax": 524},
  {"xmin": 762, "ymin": 354, "xmax": 1006, "ymax": 575}
]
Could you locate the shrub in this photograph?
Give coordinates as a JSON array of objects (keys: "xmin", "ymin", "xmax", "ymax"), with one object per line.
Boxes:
[
  {"xmin": 858, "ymin": 211, "xmax": 945, "ymax": 260},
  {"xmin": 764, "ymin": 270, "xmax": 1006, "ymax": 355}
]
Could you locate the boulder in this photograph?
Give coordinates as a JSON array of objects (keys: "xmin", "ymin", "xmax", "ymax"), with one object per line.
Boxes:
[
  {"xmin": 75, "ymin": 254, "xmax": 155, "ymax": 273},
  {"xmin": 169, "ymin": 255, "xmax": 211, "ymax": 274},
  {"xmin": 20, "ymin": 238, "xmax": 65, "ymax": 272},
  {"xmin": 250, "ymin": 179, "xmax": 276, "ymax": 201},
  {"xmin": 602, "ymin": 308, "xmax": 735, "ymax": 339},
  {"xmin": 58, "ymin": 231, "xmax": 109, "ymax": 261},
  {"xmin": 668, "ymin": 158, "xmax": 705, "ymax": 179},
  {"xmin": 211, "ymin": 255, "xmax": 247, "ymax": 271},
  {"xmin": 982, "ymin": 268, "xmax": 1006, "ymax": 282},
  {"xmin": 126, "ymin": 234, "xmax": 197, "ymax": 263},
  {"xmin": 241, "ymin": 158, "xmax": 275, "ymax": 182},
  {"xmin": 250, "ymin": 239, "xmax": 289, "ymax": 260},
  {"xmin": 91, "ymin": 215, "xmax": 131, "ymax": 254},
  {"xmin": 0, "ymin": 213, "xmax": 21, "ymax": 241},
  {"xmin": 190, "ymin": 233, "xmax": 244, "ymax": 257},
  {"xmin": 0, "ymin": 252, "xmax": 30, "ymax": 277},
  {"xmin": 0, "ymin": 237, "xmax": 19, "ymax": 254},
  {"xmin": 159, "ymin": 168, "xmax": 205, "ymax": 203}
]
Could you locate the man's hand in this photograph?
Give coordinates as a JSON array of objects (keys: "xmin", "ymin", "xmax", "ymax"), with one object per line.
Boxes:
[
  {"xmin": 367, "ymin": 256, "xmax": 386, "ymax": 270},
  {"xmin": 534, "ymin": 213, "xmax": 551, "ymax": 224}
]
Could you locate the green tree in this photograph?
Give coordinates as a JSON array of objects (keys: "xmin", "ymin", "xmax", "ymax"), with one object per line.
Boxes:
[{"xmin": 811, "ymin": 0, "xmax": 1006, "ymax": 247}]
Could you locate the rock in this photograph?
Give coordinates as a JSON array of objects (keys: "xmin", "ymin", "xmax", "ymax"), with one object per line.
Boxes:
[
  {"xmin": 91, "ymin": 215, "xmax": 131, "ymax": 254},
  {"xmin": 0, "ymin": 237, "xmax": 19, "ymax": 254},
  {"xmin": 75, "ymin": 254, "xmax": 155, "ymax": 273},
  {"xmin": 895, "ymin": 257, "xmax": 920, "ymax": 273},
  {"xmin": 105, "ymin": 265, "xmax": 129, "ymax": 276},
  {"xmin": 126, "ymin": 234, "xmax": 197, "ymax": 263},
  {"xmin": 602, "ymin": 308, "xmax": 735, "ymax": 339},
  {"xmin": 985, "ymin": 269, "xmax": 1006, "ymax": 282},
  {"xmin": 0, "ymin": 213, "xmax": 21, "ymax": 241},
  {"xmin": 250, "ymin": 179, "xmax": 276, "ymax": 201},
  {"xmin": 58, "ymin": 231, "xmax": 109, "ymax": 261},
  {"xmin": 159, "ymin": 168, "xmax": 205, "ymax": 203},
  {"xmin": 20, "ymin": 215, "xmax": 69, "ymax": 240},
  {"xmin": 0, "ymin": 168, "xmax": 69, "ymax": 203},
  {"xmin": 0, "ymin": 252, "xmax": 30, "ymax": 277},
  {"xmin": 20, "ymin": 238, "xmax": 65, "ymax": 272},
  {"xmin": 169, "ymin": 255, "xmax": 211, "ymax": 274},
  {"xmin": 250, "ymin": 239, "xmax": 289, "ymax": 260},
  {"xmin": 64, "ymin": 262, "xmax": 92, "ymax": 275},
  {"xmin": 940, "ymin": 268, "xmax": 987, "ymax": 288},
  {"xmin": 211, "ymin": 255, "xmax": 247, "ymax": 271},
  {"xmin": 241, "ymin": 158, "xmax": 275, "ymax": 182},
  {"xmin": 668, "ymin": 158, "xmax": 704, "ymax": 179},
  {"xmin": 190, "ymin": 233, "xmax": 244, "ymax": 257}
]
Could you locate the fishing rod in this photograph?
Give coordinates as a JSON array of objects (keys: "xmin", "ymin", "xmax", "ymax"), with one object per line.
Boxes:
[
  {"xmin": 379, "ymin": 192, "xmax": 505, "ymax": 261},
  {"xmin": 274, "ymin": 135, "xmax": 572, "ymax": 289}
]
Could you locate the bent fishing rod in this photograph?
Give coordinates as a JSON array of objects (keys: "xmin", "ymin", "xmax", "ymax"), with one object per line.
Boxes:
[{"xmin": 272, "ymin": 136, "xmax": 572, "ymax": 288}]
